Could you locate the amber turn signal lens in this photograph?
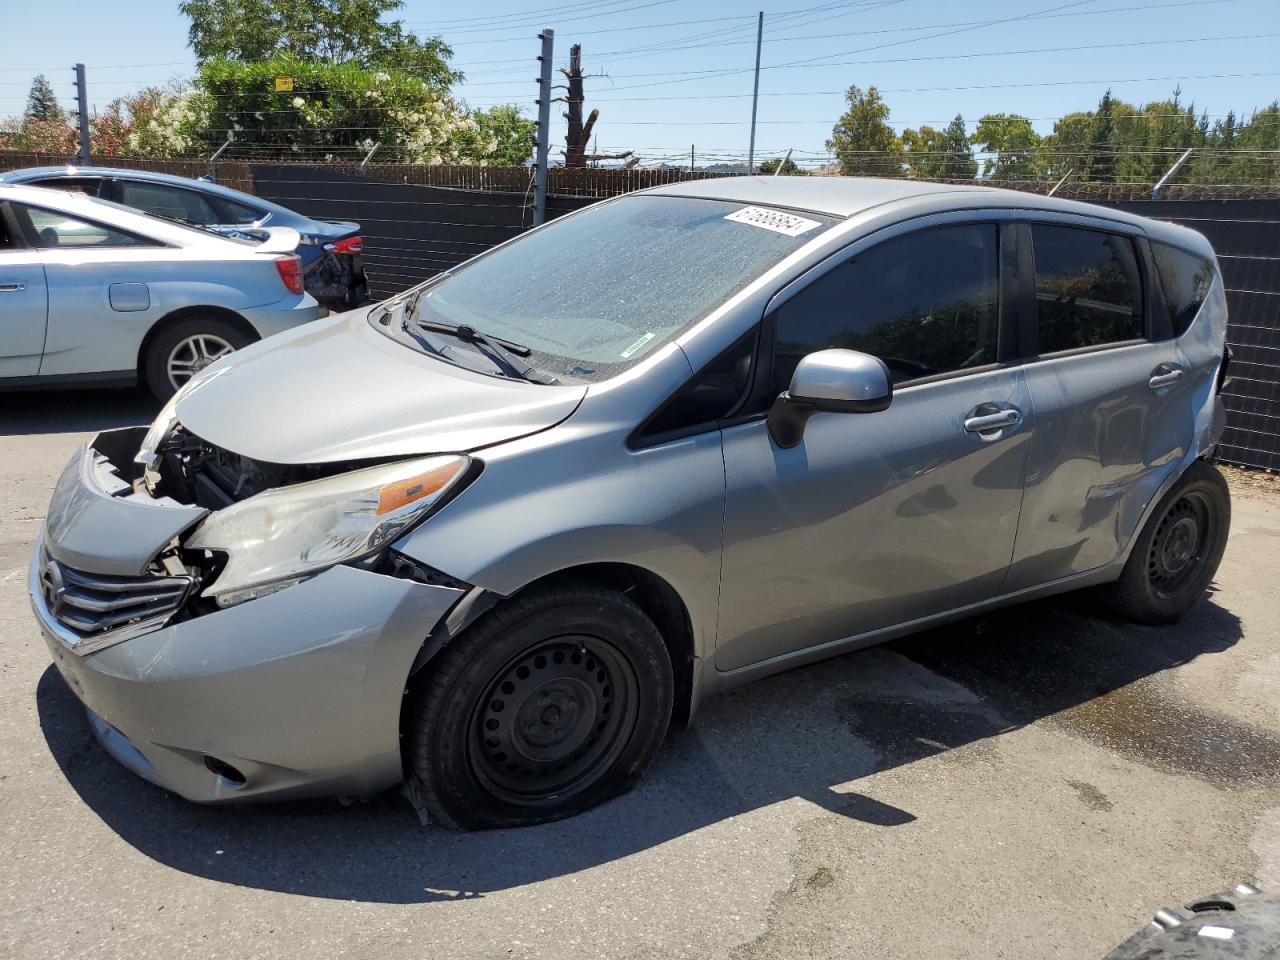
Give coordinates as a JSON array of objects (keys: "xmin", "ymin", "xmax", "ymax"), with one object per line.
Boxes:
[{"xmin": 376, "ymin": 462, "xmax": 464, "ymax": 516}]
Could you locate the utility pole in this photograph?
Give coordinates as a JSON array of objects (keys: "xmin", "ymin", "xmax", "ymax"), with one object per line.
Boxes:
[
  {"xmin": 690, "ymin": 144, "xmax": 695, "ymax": 173},
  {"xmin": 747, "ymin": 11, "xmax": 763, "ymax": 174},
  {"xmin": 533, "ymin": 29, "xmax": 554, "ymax": 226},
  {"xmin": 72, "ymin": 63, "xmax": 91, "ymax": 166}
]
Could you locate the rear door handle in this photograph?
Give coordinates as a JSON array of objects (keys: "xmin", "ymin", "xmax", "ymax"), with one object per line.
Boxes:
[
  {"xmin": 964, "ymin": 409, "xmax": 1021, "ymax": 433},
  {"xmin": 1148, "ymin": 367, "xmax": 1184, "ymax": 390},
  {"xmin": 0, "ymin": 280, "xmax": 26, "ymax": 292}
]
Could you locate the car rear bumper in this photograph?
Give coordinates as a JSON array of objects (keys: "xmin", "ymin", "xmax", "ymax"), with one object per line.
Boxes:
[
  {"xmin": 29, "ymin": 433, "xmax": 466, "ymax": 803},
  {"xmin": 241, "ymin": 295, "xmax": 323, "ymax": 340}
]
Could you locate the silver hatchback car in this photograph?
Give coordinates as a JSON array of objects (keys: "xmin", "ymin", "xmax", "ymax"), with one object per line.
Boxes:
[{"xmin": 29, "ymin": 177, "xmax": 1231, "ymax": 829}]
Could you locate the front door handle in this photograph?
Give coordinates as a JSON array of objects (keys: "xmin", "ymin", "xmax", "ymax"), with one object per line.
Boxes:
[
  {"xmin": 1148, "ymin": 366, "xmax": 1184, "ymax": 390},
  {"xmin": 0, "ymin": 280, "xmax": 26, "ymax": 292},
  {"xmin": 964, "ymin": 409, "xmax": 1021, "ymax": 433}
]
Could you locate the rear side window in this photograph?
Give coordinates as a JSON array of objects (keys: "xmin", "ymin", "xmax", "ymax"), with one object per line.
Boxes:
[
  {"xmin": 16, "ymin": 204, "xmax": 151, "ymax": 248},
  {"xmin": 1031, "ymin": 224, "xmax": 1143, "ymax": 353},
  {"xmin": 1152, "ymin": 241, "xmax": 1216, "ymax": 337},
  {"xmin": 118, "ymin": 180, "xmax": 219, "ymax": 226},
  {"xmin": 770, "ymin": 223, "xmax": 1000, "ymax": 393},
  {"xmin": 216, "ymin": 198, "xmax": 267, "ymax": 225}
]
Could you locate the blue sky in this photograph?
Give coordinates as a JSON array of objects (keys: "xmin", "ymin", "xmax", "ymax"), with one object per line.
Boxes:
[{"xmin": 2, "ymin": 0, "xmax": 1277, "ymax": 167}]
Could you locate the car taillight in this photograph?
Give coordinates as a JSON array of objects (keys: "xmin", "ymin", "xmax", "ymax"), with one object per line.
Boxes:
[
  {"xmin": 328, "ymin": 235, "xmax": 363, "ymax": 256},
  {"xmin": 275, "ymin": 255, "xmax": 304, "ymax": 295}
]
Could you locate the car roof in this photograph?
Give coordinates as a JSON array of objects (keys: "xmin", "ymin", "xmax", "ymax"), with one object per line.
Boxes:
[
  {"xmin": 0, "ymin": 164, "xmax": 312, "ymax": 226},
  {"xmin": 0, "ymin": 181, "xmax": 256, "ymax": 251},
  {"xmin": 645, "ymin": 174, "xmax": 1166, "ymax": 232}
]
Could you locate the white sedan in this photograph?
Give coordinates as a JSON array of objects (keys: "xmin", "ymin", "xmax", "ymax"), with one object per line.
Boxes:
[{"xmin": 0, "ymin": 182, "xmax": 321, "ymax": 399}]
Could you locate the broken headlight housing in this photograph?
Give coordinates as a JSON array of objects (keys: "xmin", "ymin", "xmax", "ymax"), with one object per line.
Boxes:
[{"xmin": 185, "ymin": 455, "xmax": 471, "ymax": 606}]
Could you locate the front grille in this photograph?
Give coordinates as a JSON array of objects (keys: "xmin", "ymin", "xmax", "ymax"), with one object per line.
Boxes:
[{"xmin": 40, "ymin": 555, "xmax": 193, "ymax": 636}]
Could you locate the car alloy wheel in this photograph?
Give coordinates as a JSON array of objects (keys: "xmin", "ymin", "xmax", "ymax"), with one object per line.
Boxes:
[{"xmin": 166, "ymin": 333, "xmax": 235, "ymax": 390}]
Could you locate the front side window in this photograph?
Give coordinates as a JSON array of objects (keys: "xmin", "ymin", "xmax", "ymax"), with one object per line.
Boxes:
[
  {"xmin": 1152, "ymin": 241, "xmax": 1216, "ymax": 337},
  {"xmin": 16, "ymin": 205, "xmax": 149, "ymax": 248},
  {"xmin": 400, "ymin": 196, "xmax": 834, "ymax": 383},
  {"xmin": 118, "ymin": 181, "xmax": 219, "ymax": 226},
  {"xmin": 1031, "ymin": 224, "xmax": 1143, "ymax": 353},
  {"xmin": 770, "ymin": 223, "xmax": 1000, "ymax": 394},
  {"xmin": 33, "ymin": 177, "xmax": 103, "ymax": 196}
]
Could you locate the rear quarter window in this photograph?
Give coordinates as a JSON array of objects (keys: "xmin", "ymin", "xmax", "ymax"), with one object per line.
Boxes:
[{"xmin": 1152, "ymin": 241, "xmax": 1216, "ymax": 337}]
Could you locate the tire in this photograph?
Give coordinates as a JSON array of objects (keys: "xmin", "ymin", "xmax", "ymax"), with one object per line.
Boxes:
[
  {"xmin": 143, "ymin": 316, "xmax": 252, "ymax": 401},
  {"xmin": 1101, "ymin": 460, "xmax": 1231, "ymax": 624},
  {"xmin": 407, "ymin": 584, "xmax": 674, "ymax": 830}
]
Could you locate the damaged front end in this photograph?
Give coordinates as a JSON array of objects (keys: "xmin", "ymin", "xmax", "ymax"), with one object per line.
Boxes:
[
  {"xmin": 40, "ymin": 417, "xmax": 475, "ymax": 653},
  {"xmin": 30, "ymin": 424, "xmax": 474, "ymax": 802}
]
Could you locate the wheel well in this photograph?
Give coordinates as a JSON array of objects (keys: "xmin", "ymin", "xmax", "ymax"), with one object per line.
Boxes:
[
  {"xmin": 506, "ymin": 563, "xmax": 697, "ymax": 727},
  {"xmin": 136, "ymin": 306, "xmax": 259, "ymax": 379}
]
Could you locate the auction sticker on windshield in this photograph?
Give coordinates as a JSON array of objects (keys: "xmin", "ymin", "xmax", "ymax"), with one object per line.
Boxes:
[{"xmin": 724, "ymin": 206, "xmax": 823, "ymax": 237}]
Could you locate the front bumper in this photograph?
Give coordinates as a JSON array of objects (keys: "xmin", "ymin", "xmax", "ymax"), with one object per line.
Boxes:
[{"xmin": 30, "ymin": 433, "xmax": 466, "ymax": 803}]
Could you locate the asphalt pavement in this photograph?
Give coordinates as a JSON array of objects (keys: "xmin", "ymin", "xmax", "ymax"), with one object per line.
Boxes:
[{"xmin": 3, "ymin": 387, "xmax": 1279, "ymax": 960}]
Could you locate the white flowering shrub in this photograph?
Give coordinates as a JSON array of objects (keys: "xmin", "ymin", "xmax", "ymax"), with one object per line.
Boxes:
[
  {"xmin": 124, "ymin": 89, "xmax": 213, "ymax": 157},
  {"xmin": 198, "ymin": 58, "xmax": 534, "ymax": 164}
]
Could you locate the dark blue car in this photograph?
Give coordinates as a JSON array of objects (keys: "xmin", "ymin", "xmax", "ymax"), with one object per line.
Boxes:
[{"xmin": 0, "ymin": 166, "xmax": 368, "ymax": 309}]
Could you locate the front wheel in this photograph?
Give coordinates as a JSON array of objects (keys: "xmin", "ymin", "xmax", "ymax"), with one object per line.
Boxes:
[
  {"xmin": 407, "ymin": 585, "xmax": 674, "ymax": 830},
  {"xmin": 1101, "ymin": 461, "xmax": 1231, "ymax": 624}
]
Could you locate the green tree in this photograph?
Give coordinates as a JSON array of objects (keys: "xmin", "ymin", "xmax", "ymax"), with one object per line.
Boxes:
[
  {"xmin": 826, "ymin": 84, "xmax": 901, "ymax": 177},
  {"xmin": 25, "ymin": 74, "xmax": 62, "ymax": 121},
  {"xmin": 901, "ymin": 115, "xmax": 975, "ymax": 181},
  {"xmin": 971, "ymin": 113, "xmax": 1041, "ymax": 180},
  {"xmin": 179, "ymin": 0, "xmax": 458, "ymax": 87},
  {"xmin": 758, "ymin": 155, "xmax": 803, "ymax": 175},
  {"xmin": 1088, "ymin": 89, "xmax": 1117, "ymax": 182}
]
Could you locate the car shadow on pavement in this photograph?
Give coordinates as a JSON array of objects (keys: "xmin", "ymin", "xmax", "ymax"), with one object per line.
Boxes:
[
  {"xmin": 36, "ymin": 590, "xmax": 1252, "ymax": 904},
  {"xmin": 0, "ymin": 388, "xmax": 159, "ymax": 436}
]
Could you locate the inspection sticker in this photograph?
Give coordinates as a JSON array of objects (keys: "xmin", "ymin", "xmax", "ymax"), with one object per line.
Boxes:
[
  {"xmin": 1198, "ymin": 926, "xmax": 1236, "ymax": 941},
  {"xmin": 724, "ymin": 205, "xmax": 822, "ymax": 237},
  {"xmin": 620, "ymin": 331, "xmax": 656, "ymax": 358}
]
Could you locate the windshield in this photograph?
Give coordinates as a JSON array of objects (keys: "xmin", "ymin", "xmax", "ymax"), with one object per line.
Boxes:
[{"xmin": 388, "ymin": 195, "xmax": 834, "ymax": 382}]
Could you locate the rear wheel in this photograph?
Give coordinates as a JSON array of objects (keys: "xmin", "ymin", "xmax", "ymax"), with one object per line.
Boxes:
[
  {"xmin": 144, "ymin": 316, "xmax": 251, "ymax": 401},
  {"xmin": 1101, "ymin": 461, "xmax": 1231, "ymax": 624},
  {"xmin": 407, "ymin": 584, "xmax": 674, "ymax": 830}
]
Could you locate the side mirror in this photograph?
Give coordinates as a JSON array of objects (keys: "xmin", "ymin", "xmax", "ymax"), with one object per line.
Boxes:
[{"xmin": 766, "ymin": 349, "xmax": 892, "ymax": 448}]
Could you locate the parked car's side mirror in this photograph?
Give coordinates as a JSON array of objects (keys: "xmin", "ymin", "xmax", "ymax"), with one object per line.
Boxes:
[{"xmin": 766, "ymin": 348, "xmax": 893, "ymax": 448}]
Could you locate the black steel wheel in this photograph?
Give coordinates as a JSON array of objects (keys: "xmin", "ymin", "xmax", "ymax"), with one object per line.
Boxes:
[
  {"xmin": 469, "ymin": 637, "xmax": 640, "ymax": 806},
  {"xmin": 408, "ymin": 584, "xmax": 674, "ymax": 830},
  {"xmin": 1102, "ymin": 461, "xmax": 1230, "ymax": 624},
  {"xmin": 1147, "ymin": 491, "xmax": 1213, "ymax": 600}
]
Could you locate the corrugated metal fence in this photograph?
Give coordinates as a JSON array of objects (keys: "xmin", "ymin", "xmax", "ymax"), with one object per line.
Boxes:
[{"xmin": 3, "ymin": 153, "xmax": 1276, "ymax": 469}]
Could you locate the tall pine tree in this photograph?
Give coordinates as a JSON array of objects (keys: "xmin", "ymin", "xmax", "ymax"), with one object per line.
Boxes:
[{"xmin": 25, "ymin": 74, "xmax": 63, "ymax": 121}]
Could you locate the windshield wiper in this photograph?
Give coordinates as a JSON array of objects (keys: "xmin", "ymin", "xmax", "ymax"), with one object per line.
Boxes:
[{"xmin": 409, "ymin": 318, "xmax": 560, "ymax": 385}]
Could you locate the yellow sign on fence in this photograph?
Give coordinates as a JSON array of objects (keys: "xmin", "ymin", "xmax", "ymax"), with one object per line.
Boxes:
[{"xmin": 274, "ymin": 75, "xmax": 294, "ymax": 92}]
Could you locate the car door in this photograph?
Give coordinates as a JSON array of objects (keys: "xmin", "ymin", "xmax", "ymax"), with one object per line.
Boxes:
[
  {"xmin": 716, "ymin": 217, "xmax": 1033, "ymax": 672},
  {"xmin": 0, "ymin": 204, "xmax": 49, "ymax": 378},
  {"xmin": 8, "ymin": 201, "xmax": 163, "ymax": 377},
  {"xmin": 1004, "ymin": 219, "xmax": 1190, "ymax": 590}
]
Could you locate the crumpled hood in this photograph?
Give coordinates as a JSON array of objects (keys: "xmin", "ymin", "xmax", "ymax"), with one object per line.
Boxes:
[{"xmin": 174, "ymin": 309, "xmax": 587, "ymax": 464}]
